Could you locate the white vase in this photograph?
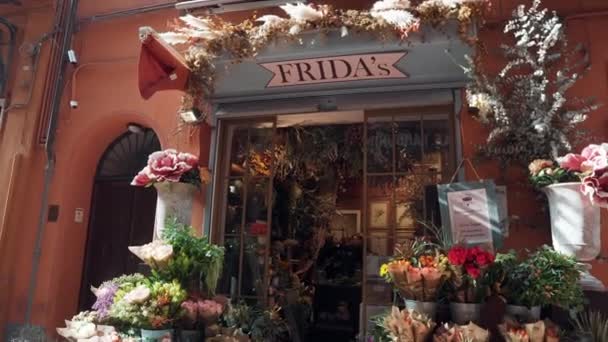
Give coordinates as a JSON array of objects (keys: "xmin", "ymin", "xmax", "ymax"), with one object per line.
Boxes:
[
  {"xmin": 153, "ymin": 182, "xmax": 198, "ymax": 240},
  {"xmin": 542, "ymin": 182, "xmax": 601, "ymax": 261}
]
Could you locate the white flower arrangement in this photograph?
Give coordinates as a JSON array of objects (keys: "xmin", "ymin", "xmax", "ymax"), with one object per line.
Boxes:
[
  {"xmin": 128, "ymin": 240, "xmax": 173, "ymax": 269},
  {"xmin": 56, "ymin": 312, "xmax": 118, "ymax": 342},
  {"xmin": 122, "ymin": 285, "xmax": 151, "ymax": 305}
]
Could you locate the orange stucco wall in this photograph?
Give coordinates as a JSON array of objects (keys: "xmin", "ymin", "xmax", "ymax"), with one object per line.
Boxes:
[{"xmin": 0, "ymin": 0, "xmax": 607, "ymax": 339}]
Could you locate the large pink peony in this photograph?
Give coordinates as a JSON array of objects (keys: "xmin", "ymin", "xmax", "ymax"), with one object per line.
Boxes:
[
  {"xmin": 131, "ymin": 149, "xmax": 199, "ymax": 186},
  {"xmin": 130, "ymin": 166, "xmax": 156, "ymax": 186},
  {"xmin": 559, "ymin": 144, "xmax": 608, "ymax": 174},
  {"xmin": 558, "ymin": 153, "xmax": 587, "ymax": 172},
  {"xmin": 580, "ymin": 144, "xmax": 608, "ymax": 173},
  {"xmin": 581, "ymin": 168, "xmax": 608, "ymax": 208}
]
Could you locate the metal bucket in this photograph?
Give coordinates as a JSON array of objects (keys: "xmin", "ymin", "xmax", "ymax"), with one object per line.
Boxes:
[{"xmin": 449, "ymin": 302, "xmax": 481, "ymax": 325}]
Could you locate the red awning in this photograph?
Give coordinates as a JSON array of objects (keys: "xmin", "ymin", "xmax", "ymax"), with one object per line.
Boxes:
[{"xmin": 138, "ymin": 27, "xmax": 190, "ymax": 99}]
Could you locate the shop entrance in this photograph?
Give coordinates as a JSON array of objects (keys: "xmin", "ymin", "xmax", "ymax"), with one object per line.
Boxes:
[
  {"xmin": 212, "ymin": 107, "xmax": 455, "ymax": 341},
  {"xmin": 78, "ymin": 129, "xmax": 161, "ymax": 311}
]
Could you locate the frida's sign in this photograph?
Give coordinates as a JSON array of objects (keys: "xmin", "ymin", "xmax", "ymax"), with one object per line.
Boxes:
[{"xmin": 260, "ymin": 52, "xmax": 407, "ymax": 87}]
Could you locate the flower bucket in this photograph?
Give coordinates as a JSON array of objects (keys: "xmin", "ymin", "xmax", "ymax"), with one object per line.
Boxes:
[
  {"xmin": 153, "ymin": 182, "xmax": 198, "ymax": 240},
  {"xmin": 141, "ymin": 329, "xmax": 173, "ymax": 341},
  {"xmin": 404, "ymin": 299, "xmax": 437, "ymax": 319},
  {"xmin": 179, "ymin": 329, "xmax": 202, "ymax": 342},
  {"xmin": 505, "ymin": 305, "xmax": 541, "ymax": 322},
  {"xmin": 450, "ymin": 302, "xmax": 481, "ymax": 325},
  {"xmin": 543, "ymin": 183, "xmax": 601, "ymax": 261}
]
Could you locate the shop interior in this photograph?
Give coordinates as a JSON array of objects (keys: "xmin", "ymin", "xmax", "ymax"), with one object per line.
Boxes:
[{"xmin": 214, "ymin": 107, "xmax": 454, "ymax": 341}]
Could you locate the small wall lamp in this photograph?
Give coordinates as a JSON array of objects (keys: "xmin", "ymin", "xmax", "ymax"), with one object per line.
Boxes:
[{"xmin": 127, "ymin": 122, "xmax": 145, "ymax": 134}]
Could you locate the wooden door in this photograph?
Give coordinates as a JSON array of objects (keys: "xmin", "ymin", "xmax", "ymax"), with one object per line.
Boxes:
[
  {"xmin": 78, "ymin": 129, "xmax": 160, "ymax": 310},
  {"xmin": 78, "ymin": 182, "xmax": 156, "ymax": 310}
]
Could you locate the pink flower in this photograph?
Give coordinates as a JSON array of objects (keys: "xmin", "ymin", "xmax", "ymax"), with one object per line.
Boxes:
[
  {"xmin": 198, "ymin": 299, "xmax": 223, "ymax": 317},
  {"xmin": 131, "ymin": 149, "xmax": 197, "ymax": 186},
  {"xmin": 580, "ymin": 144, "xmax": 608, "ymax": 173},
  {"xmin": 148, "ymin": 149, "xmax": 192, "ymax": 182},
  {"xmin": 181, "ymin": 300, "xmax": 199, "ymax": 322},
  {"xmin": 558, "ymin": 153, "xmax": 586, "ymax": 172},
  {"xmin": 178, "ymin": 152, "xmax": 199, "ymax": 168},
  {"xmin": 559, "ymin": 144, "xmax": 608, "ymax": 174},
  {"xmin": 581, "ymin": 169, "xmax": 608, "ymax": 208},
  {"xmin": 130, "ymin": 166, "xmax": 156, "ymax": 186}
]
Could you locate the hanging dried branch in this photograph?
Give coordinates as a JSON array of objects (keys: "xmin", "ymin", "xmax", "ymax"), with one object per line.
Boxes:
[{"xmin": 465, "ymin": 0, "xmax": 600, "ymax": 168}]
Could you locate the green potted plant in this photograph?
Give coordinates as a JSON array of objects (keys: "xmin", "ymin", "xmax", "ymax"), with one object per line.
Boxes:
[
  {"xmin": 506, "ymin": 246, "xmax": 584, "ymax": 318},
  {"xmin": 131, "ymin": 218, "xmax": 225, "ymax": 296},
  {"xmin": 484, "ymin": 251, "xmax": 542, "ymax": 322}
]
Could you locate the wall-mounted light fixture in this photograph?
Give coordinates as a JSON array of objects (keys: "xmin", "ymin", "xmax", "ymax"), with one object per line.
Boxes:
[{"xmin": 127, "ymin": 122, "xmax": 145, "ymax": 134}]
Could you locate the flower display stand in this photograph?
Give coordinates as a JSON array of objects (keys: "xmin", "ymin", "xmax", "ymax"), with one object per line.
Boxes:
[
  {"xmin": 153, "ymin": 182, "xmax": 198, "ymax": 240},
  {"xmin": 543, "ymin": 183, "xmax": 605, "ymax": 291}
]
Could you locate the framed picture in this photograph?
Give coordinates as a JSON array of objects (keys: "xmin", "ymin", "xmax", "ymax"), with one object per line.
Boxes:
[
  {"xmin": 396, "ymin": 202, "xmax": 415, "ymax": 228},
  {"xmin": 368, "ymin": 232, "xmax": 389, "ymax": 256},
  {"xmin": 369, "ymin": 201, "xmax": 389, "ymax": 228},
  {"xmin": 329, "ymin": 210, "xmax": 361, "ymax": 239}
]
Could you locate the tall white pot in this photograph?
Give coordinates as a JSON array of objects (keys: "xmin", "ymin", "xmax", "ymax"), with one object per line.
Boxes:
[
  {"xmin": 153, "ymin": 182, "xmax": 198, "ymax": 240},
  {"xmin": 542, "ymin": 182, "xmax": 601, "ymax": 261}
]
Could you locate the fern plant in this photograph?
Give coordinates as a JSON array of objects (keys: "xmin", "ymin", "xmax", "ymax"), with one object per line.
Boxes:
[{"xmin": 465, "ymin": 0, "xmax": 599, "ymax": 168}]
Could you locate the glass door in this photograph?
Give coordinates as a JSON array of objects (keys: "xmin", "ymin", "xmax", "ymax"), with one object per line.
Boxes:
[
  {"xmin": 361, "ymin": 107, "xmax": 455, "ymax": 335},
  {"xmin": 214, "ymin": 119, "xmax": 276, "ymax": 305}
]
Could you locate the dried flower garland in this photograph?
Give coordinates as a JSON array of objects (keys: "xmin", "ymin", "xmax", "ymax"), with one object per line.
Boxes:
[{"xmin": 157, "ymin": 0, "xmax": 488, "ymax": 121}]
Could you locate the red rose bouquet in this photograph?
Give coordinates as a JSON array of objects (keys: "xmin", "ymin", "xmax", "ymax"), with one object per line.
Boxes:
[{"xmin": 447, "ymin": 246, "xmax": 495, "ymax": 303}]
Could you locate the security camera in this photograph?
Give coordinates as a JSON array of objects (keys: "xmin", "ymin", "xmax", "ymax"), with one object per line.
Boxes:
[
  {"xmin": 67, "ymin": 49, "xmax": 77, "ymax": 64},
  {"xmin": 70, "ymin": 100, "xmax": 78, "ymax": 109}
]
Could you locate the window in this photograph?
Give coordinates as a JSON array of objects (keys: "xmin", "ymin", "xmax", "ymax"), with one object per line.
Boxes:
[{"xmin": 211, "ymin": 107, "xmax": 455, "ymax": 337}]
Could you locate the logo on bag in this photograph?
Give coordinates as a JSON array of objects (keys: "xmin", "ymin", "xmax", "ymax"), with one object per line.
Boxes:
[{"xmin": 260, "ymin": 52, "xmax": 408, "ymax": 87}]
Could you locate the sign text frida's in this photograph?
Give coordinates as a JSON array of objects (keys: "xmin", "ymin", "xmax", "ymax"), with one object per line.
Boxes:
[{"xmin": 260, "ymin": 52, "xmax": 408, "ymax": 87}]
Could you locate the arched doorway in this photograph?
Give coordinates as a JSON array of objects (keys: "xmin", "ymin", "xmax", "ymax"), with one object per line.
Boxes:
[{"xmin": 78, "ymin": 128, "xmax": 160, "ymax": 310}]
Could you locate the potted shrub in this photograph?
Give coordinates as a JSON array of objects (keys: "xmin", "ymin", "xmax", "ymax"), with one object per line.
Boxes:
[
  {"xmin": 131, "ymin": 149, "xmax": 201, "ymax": 240},
  {"xmin": 528, "ymin": 143, "xmax": 608, "ymax": 262},
  {"xmin": 446, "ymin": 245, "xmax": 495, "ymax": 324},
  {"xmin": 380, "ymin": 238, "xmax": 451, "ymax": 319},
  {"xmin": 508, "ymin": 246, "xmax": 584, "ymax": 314},
  {"xmin": 484, "ymin": 251, "xmax": 542, "ymax": 322}
]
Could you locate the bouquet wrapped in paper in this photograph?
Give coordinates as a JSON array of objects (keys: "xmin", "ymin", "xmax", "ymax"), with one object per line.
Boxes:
[
  {"xmin": 374, "ymin": 306, "xmax": 436, "ymax": 342},
  {"xmin": 432, "ymin": 322, "xmax": 489, "ymax": 342},
  {"xmin": 380, "ymin": 247, "xmax": 450, "ymax": 302},
  {"xmin": 499, "ymin": 318, "xmax": 560, "ymax": 342},
  {"xmin": 458, "ymin": 322, "xmax": 490, "ymax": 342}
]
